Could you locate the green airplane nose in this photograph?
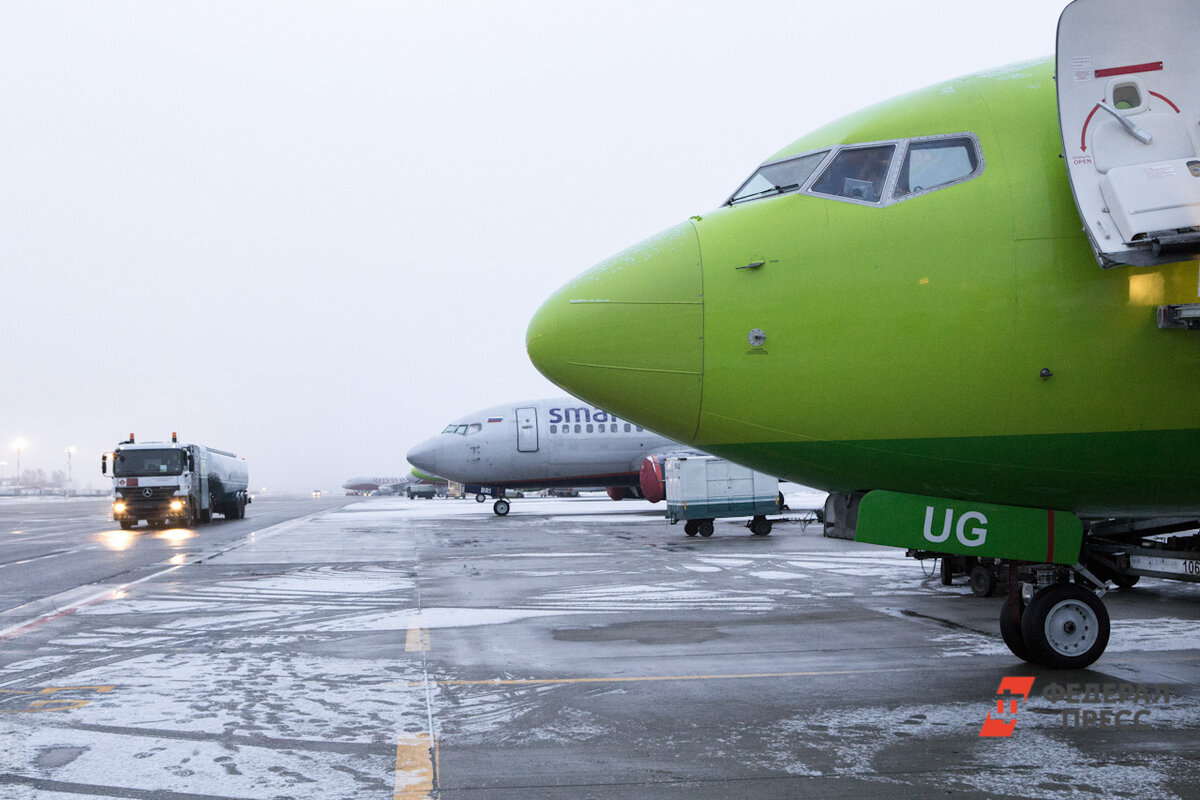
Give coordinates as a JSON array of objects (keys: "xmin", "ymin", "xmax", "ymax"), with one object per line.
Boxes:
[{"xmin": 527, "ymin": 221, "xmax": 704, "ymax": 444}]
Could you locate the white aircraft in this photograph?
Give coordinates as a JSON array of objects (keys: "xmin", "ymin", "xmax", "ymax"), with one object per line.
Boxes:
[
  {"xmin": 341, "ymin": 471, "xmax": 444, "ymax": 496},
  {"xmin": 406, "ymin": 397, "xmax": 690, "ymax": 515},
  {"xmin": 341, "ymin": 476, "xmax": 412, "ymax": 495}
]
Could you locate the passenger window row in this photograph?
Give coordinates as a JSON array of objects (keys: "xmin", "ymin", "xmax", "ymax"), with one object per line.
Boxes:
[{"xmin": 549, "ymin": 423, "xmax": 643, "ymax": 435}]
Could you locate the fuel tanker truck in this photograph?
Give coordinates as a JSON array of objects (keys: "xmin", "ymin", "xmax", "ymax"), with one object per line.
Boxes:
[{"xmin": 101, "ymin": 432, "xmax": 250, "ymax": 529}]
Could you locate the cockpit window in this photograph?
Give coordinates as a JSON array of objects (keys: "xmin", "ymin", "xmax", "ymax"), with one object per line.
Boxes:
[
  {"xmin": 441, "ymin": 425, "xmax": 457, "ymax": 434},
  {"xmin": 810, "ymin": 144, "xmax": 896, "ymax": 203},
  {"xmin": 727, "ymin": 151, "xmax": 829, "ymax": 205},
  {"xmin": 467, "ymin": 423, "xmax": 482, "ymax": 435},
  {"xmin": 893, "ymin": 136, "xmax": 980, "ymax": 199},
  {"xmin": 730, "ymin": 133, "xmax": 982, "ymax": 209}
]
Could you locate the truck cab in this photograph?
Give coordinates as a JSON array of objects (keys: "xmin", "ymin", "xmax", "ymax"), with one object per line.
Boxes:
[{"xmin": 104, "ymin": 440, "xmax": 206, "ymax": 529}]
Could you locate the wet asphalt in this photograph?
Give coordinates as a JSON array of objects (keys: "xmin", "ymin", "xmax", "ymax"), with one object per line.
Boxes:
[{"xmin": 1, "ymin": 494, "xmax": 1197, "ymax": 799}]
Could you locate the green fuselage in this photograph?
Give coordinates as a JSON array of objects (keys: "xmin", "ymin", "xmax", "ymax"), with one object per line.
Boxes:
[{"xmin": 527, "ymin": 57, "xmax": 1200, "ymax": 518}]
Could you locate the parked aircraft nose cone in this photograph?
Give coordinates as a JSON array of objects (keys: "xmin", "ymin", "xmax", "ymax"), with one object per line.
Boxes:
[
  {"xmin": 527, "ymin": 221, "xmax": 703, "ymax": 443},
  {"xmin": 406, "ymin": 439, "xmax": 439, "ymax": 477}
]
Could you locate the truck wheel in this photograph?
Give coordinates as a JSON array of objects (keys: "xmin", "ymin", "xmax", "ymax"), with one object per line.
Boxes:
[
  {"xmin": 120, "ymin": 520, "xmax": 134, "ymax": 530},
  {"xmin": 698, "ymin": 520, "xmax": 714, "ymax": 538},
  {"xmin": 476, "ymin": 493, "xmax": 487, "ymax": 503},
  {"xmin": 493, "ymin": 499, "xmax": 510, "ymax": 516},
  {"xmin": 750, "ymin": 516, "xmax": 772, "ymax": 536},
  {"xmin": 684, "ymin": 520, "xmax": 698, "ymax": 537},
  {"xmin": 1112, "ymin": 573, "xmax": 1140, "ymax": 590},
  {"xmin": 1021, "ymin": 583, "xmax": 1110, "ymax": 669},
  {"xmin": 969, "ymin": 565, "xmax": 997, "ymax": 597}
]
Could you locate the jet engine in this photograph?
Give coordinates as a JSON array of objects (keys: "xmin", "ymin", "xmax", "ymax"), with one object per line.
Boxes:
[{"xmin": 639, "ymin": 455, "xmax": 666, "ymax": 503}]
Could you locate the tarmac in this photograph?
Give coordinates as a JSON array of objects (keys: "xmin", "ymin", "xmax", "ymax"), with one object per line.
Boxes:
[{"xmin": 1, "ymin": 493, "xmax": 1198, "ymax": 799}]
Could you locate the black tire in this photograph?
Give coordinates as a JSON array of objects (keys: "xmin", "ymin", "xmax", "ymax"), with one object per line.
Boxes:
[
  {"xmin": 1112, "ymin": 573, "xmax": 1140, "ymax": 590},
  {"xmin": 475, "ymin": 493, "xmax": 487, "ymax": 503},
  {"xmin": 999, "ymin": 592, "xmax": 1033, "ymax": 662},
  {"xmin": 493, "ymin": 499, "xmax": 510, "ymax": 516},
  {"xmin": 940, "ymin": 557, "xmax": 954, "ymax": 586},
  {"xmin": 750, "ymin": 517, "xmax": 772, "ymax": 536},
  {"xmin": 1021, "ymin": 583, "xmax": 1110, "ymax": 669},
  {"xmin": 698, "ymin": 520, "xmax": 714, "ymax": 538},
  {"xmin": 119, "ymin": 519, "xmax": 134, "ymax": 530},
  {"xmin": 969, "ymin": 565, "xmax": 997, "ymax": 597},
  {"xmin": 684, "ymin": 520, "xmax": 698, "ymax": 537}
]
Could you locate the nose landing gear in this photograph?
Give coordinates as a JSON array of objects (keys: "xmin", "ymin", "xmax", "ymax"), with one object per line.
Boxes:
[{"xmin": 999, "ymin": 564, "xmax": 1111, "ymax": 669}]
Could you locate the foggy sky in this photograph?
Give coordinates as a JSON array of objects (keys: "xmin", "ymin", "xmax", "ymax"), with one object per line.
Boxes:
[{"xmin": 1, "ymin": 1, "xmax": 1064, "ymax": 493}]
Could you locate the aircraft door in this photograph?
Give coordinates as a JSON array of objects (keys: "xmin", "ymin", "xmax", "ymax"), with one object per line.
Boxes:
[
  {"xmin": 1057, "ymin": 0, "xmax": 1200, "ymax": 267},
  {"xmin": 516, "ymin": 407, "xmax": 539, "ymax": 452}
]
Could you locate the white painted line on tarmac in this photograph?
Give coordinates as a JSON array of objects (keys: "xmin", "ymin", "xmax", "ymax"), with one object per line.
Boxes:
[
  {"xmin": 0, "ymin": 509, "xmax": 338, "ymax": 648},
  {"xmin": 0, "ymin": 564, "xmax": 182, "ymax": 645}
]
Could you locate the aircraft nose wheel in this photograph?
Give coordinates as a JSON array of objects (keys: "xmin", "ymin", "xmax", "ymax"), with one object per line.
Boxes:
[
  {"xmin": 999, "ymin": 592, "xmax": 1032, "ymax": 662},
  {"xmin": 493, "ymin": 499, "xmax": 510, "ymax": 516},
  {"xmin": 1019, "ymin": 583, "xmax": 1110, "ymax": 669}
]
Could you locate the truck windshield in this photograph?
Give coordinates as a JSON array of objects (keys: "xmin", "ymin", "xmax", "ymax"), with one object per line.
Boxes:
[{"xmin": 114, "ymin": 449, "xmax": 185, "ymax": 476}]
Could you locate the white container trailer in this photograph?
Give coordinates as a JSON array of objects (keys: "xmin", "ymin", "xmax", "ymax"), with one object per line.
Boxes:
[{"xmin": 665, "ymin": 456, "xmax": 781, "ymax": 537}]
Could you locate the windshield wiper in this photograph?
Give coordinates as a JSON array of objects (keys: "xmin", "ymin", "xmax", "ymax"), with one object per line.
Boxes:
[{"xmin": 730, "ymin": 183, "xmax": 801, "ymax": 205}]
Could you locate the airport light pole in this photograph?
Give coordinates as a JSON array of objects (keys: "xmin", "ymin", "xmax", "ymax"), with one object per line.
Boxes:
[
  {"xmin": 65, "ymin": 446, "xmax": 75, "ymax": 494},
  {"xmin": 11, "ymin": 439, "xmax": 24, "ymax": 489}
]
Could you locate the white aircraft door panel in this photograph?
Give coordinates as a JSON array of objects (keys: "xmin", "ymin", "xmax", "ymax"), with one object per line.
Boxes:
[
  {"xmin": 1057, "ymin": 0, "xmax": 1200, "ymax": 267},
  {"xmin": 516, "ymin": 407, "xmax": 539, "ymax": 453}
]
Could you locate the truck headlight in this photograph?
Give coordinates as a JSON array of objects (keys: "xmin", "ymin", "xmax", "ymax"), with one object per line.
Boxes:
[
  {"xmin": 113, "ymin": 502, "xmax": 127, "ymax": 514},
  {"xmin": 169, "ymin": 500, "xmax": 184, "ymax": 512}
]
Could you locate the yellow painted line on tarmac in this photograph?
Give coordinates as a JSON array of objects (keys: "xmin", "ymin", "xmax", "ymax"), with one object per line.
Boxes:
[
  {"xmin": 405, "ymin": 627, "xmax": 431, "ymax": 652},
  {"xmin": 393, "ymin": 733, "xmax": 437, "ymax": 799},
  {"xmin": 0, "ymin": 685, "xmax": 117, "ymax": 713},
  {"xmin": 411, "ymin": 666, "xmax": 918, "ymax": 687}
]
